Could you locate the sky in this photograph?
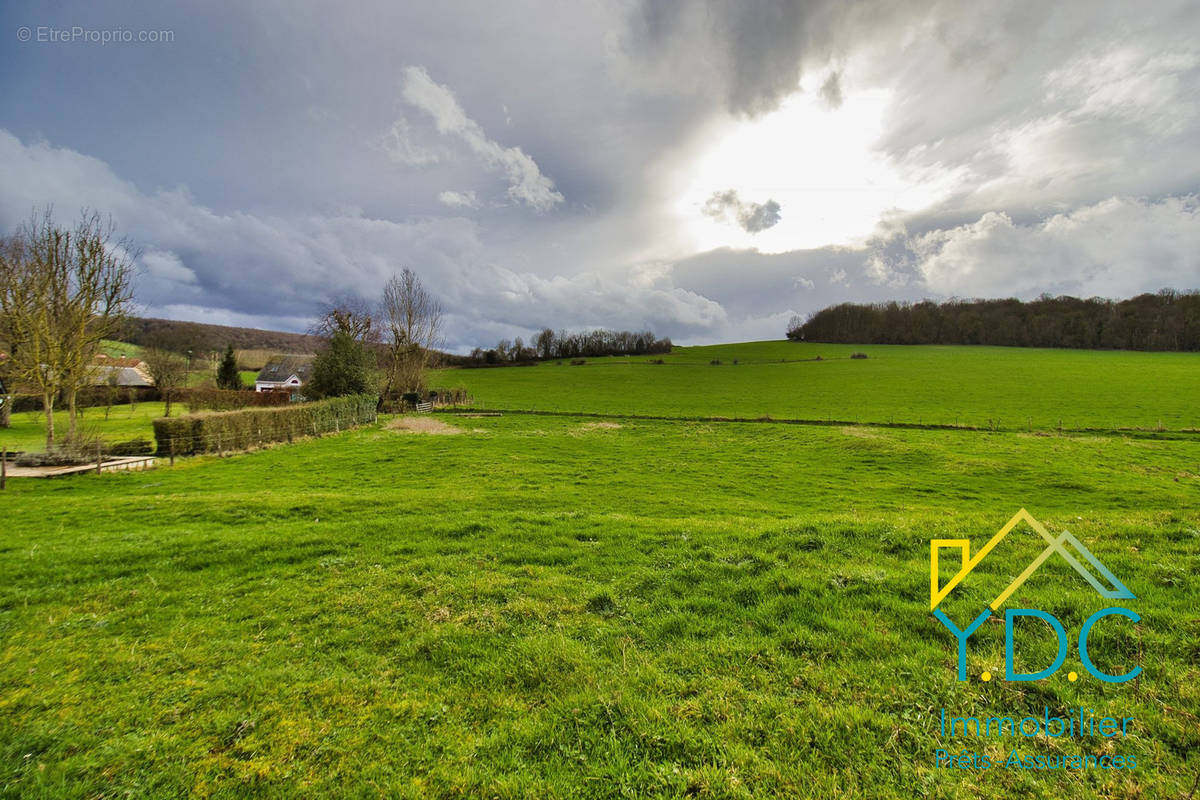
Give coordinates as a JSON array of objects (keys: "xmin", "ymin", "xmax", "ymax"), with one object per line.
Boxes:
[{"xmin": 1, "ymin": 1, "xmax": 1198, "ymax": 351}]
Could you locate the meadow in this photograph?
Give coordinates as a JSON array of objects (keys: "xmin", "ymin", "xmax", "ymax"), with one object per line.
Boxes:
[
  {"xmin": 2, "ymin": 413, "xmax": 1198, "ymax": 797},
  {"xmin": 440, "ymin": 341, "xmax": 1200, "ymax": 432},
  {"xmin": 1, "ymin": 342, "xmax": 1198, "ymax": 798}
]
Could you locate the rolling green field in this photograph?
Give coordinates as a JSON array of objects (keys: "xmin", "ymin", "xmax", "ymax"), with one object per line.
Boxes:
[
  {"xmin": 2, "ymin": 342, "xmax": 1198, "ymax": 797},
  {"xmin": 440, "ymin": 341, "xmax": 1200, "ymax": 432}
]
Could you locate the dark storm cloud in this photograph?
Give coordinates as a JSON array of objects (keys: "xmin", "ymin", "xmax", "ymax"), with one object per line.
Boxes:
[{"xmin": 702, "ymin": 190, "xmax": 783, "ymax": 233}]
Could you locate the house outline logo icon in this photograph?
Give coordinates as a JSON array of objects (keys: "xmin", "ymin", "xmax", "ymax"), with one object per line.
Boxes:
[
  {"xmin": 930, "ymin": 508, "xmax": 1136, "ymax": 612},
  {"xmin": 930, "ymin": 510, "xmax": 1141, "ymax": 683}
]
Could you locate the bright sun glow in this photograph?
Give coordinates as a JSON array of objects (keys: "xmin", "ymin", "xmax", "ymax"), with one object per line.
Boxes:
[{"xmin": 674, "ymin": 88, "xmax": 961, "ymax": 254}]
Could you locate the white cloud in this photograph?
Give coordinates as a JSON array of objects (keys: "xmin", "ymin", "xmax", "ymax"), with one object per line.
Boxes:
[
  {"xmin": 379, "ymin": 118, "xmax": 443, "ymax": 166},
  {"xmin": 437, "ymin": 190, "xmax": 478, "ymax": 209},
  {"xmin": 911, "ymin": 196, "xmax": 1200, "ymax": 298},
  {"xmin": 400, "ymin": 66, "xmax": 564, "ymax": 212}
]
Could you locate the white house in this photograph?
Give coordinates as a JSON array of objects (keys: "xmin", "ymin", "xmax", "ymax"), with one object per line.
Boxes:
[{"xmin": 255, "ymin": 355, "xmax": 314, "ymax": 393}]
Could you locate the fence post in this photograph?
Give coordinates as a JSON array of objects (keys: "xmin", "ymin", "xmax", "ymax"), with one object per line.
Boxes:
[
  {"xmin": 1, "ymin": 446, "xmax": 6, "ymax": 490},
  {"xmin": 169, "ymin": 438, "xmax": 175, "ymax": 467},
  {"xmin": 96, "ymin": 443, "xmax": 103, "ymax": 475}
]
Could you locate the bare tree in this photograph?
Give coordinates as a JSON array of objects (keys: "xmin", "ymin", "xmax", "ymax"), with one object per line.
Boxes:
[
  {"xmin": 0, "ymin": 208, "xmax": 135, "ymax": 448},
  {"xmin": 142, "ymin": 347, "xmax": 188, "ymax": 417},
  {"xmin": 380, "ymin": 269, "xmax": 443, "ymax": 397},
  {"xmin": 313, "ymin": 294, "xmax": 378, "ymax": 343}
]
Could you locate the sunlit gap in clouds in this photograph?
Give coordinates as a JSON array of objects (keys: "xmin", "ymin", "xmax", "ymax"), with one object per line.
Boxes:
[{"xmin": 672, "ymin": 87, "xmax": 964, "ymax": 254}]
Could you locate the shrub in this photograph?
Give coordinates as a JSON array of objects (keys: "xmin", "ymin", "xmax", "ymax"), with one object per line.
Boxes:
[
  {"xmin": 106, "ymin": 438, "xmax": 155, "ymax": 457},
  {"xmin": 153, "ymin": 394, "xmax": 378, "ymax": 455},
  {"xmin": 570, "ymin": 359, "xmax": 586, "ymax": 366},
  {"xmin": 710, "ymin": 359, "xmax": 722, "ymax": 365},
  {"xmin": 850, "ymin": 352, "xmax": 869, "ymax": 359},
  {"xmin": 648, "ymin": 358, "xmax": 665, "ymax": 365}
]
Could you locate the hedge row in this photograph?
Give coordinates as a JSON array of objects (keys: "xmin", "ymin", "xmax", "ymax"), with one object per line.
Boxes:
[
  {"xmin": 184, "ymin": 388, "xmax": 292, "ymax": 412},
  {"xmin": 7, "ymin": 386, "xmax": 288, "ymax": 415},
  {"xmin": 7, "ymin": 386, "xmax": 160, "ymax": 413},
  {"xmin": 153, "ymin": 394, "xmax": 378, "ymax": 455}
]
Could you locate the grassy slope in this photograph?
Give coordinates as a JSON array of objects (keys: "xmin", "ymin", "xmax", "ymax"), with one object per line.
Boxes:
[
  {"xmin": 439, "ymin": 341, "xmax": 1200, "ymax": 431},
  {"xmin": 1, "ymin": 416, "xmax": 1197, "ymax": 798}
]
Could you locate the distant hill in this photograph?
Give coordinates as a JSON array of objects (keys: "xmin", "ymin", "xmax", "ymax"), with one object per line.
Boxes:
[{"xmin": 120, "ymin": 317, "xmax": 323, "ymax": 356}]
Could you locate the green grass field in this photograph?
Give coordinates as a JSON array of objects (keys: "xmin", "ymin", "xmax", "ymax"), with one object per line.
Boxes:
[
  {"xmin": 439, "ymin": 341, "xmax": 1200, "ymax": 432},
  {"xmin": 2, "ymin": 343, "xmax": 1198, "ymax": 797},
  {"xmin": 0, "ymin": 402, "xmax": 167, "ymax": 453}
]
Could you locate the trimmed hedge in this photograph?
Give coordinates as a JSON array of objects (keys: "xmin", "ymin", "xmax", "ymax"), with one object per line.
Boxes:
[
  {"xmin": 183, "ymin": 388, "xmax": 292, "ymax": 412},
  {"xmin": 153, "ymin": 394, "xmax": 377, "ymax": 455},
  {"xmin": 8, "ymin": 386, "xmax": 160, "ymax": 414}
]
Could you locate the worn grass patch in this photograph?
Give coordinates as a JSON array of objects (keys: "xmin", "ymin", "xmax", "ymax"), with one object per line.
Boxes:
[{"xmin": 386, "ymin": 416, "xmax": 465, "ymax": 435}]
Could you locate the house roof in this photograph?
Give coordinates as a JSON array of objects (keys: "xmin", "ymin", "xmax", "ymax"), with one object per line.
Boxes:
[
  {"xmin": 256, "ymin": 354, "xmax": 314, "ymax": 384},
  {"xmin": 93, "ymin": 364, "xmax": 154, "ymax": 387},
  {"xmin": 95, "ymin": 355, "xmax": 143, "ymax": 368}
]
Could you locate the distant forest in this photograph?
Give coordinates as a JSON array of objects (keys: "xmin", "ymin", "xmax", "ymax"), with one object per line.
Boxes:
[
  {"xmin": 790, "ymin": 291, "xmax": 1200, "ymax": 351},
  {"xmin": 121, "ymin": 317, "xmax": 323, "ymax": 355},
  {"xmin": 467, "ymin": 328, "xmax": 672, "ymax": 364}
]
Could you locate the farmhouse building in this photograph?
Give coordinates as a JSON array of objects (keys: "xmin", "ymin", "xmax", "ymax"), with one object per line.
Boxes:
[{"xmin": 255, "ymin": 355, "xmax": 314, "ymax": 393}]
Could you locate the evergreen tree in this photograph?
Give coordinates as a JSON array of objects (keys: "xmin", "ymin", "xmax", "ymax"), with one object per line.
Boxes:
[
  {"xmin": 216, "ymin": 344, "xmax": 241, "ymax": 390},
  {"xmin": 307, "ymin": 330, "xmax": 373, "ymax": 398}
]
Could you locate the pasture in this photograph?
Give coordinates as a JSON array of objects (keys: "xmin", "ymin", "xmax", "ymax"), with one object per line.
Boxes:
[
  {"xmin": 2, "ymin": 411, "xmax": 1198, "ymax": 798},
  {"xmin": 441, "ymin": 341, "xmax": 1200, "ymax": 432},
  {"xmin": 1, "ymin": 341, "xmax": 1198, "ymax": 798}
]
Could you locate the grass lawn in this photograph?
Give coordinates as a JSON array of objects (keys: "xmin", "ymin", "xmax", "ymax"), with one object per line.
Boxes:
[
  {"xmin": 0, "ymin": 402, "xmax": 169, "ymax": 452},
  {"xmin": 439, "ymin": 341, "xmax": 1200, "ymax": 432},
  {"xmin": 1, "ymin": 413, "xmax": 1196, "ymax": 797}
]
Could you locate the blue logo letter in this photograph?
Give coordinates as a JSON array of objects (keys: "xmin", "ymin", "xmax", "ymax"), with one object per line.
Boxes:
[
  {"xmin": 1080, "ymin": 607, "xmax": 1142, "ymax": 683},
  {"xmin": 1005, "ymin": 609, "xmax": 1067, "ymax": 681}
]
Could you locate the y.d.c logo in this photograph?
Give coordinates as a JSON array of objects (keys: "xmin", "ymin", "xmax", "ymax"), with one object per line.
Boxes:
[{"xmin": 931, "ymin": 509, "xmax": 1139, "ymax": 683}]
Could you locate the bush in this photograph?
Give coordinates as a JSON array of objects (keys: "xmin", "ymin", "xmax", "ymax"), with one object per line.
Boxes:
[
  {"xmin": 648, "ymin": 359, "xmax": 665, "ymax": 365},
  {"xmin": 570, "ymin": 359, "xmax": 586, "ymax": 366},
  {"xmin": 710, "ymin": 359, "xmax": 722, "ymax": 365},
  {"xmin": 850, "ymin": 352, "xmax": 868, "ymax": 359},
  {"xmin": 153, "ymin": 394, "xmax": 378, "ymax": 456},
  {"xmin": 106, "ymin": 438, "xmax": 155, "ymax": 457}
]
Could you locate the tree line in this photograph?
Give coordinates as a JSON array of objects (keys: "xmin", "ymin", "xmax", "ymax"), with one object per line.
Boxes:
[
  {"xmin": 789, "ymin": 292, "xmax": 1200, "ymax": 351},
  {"xmin": 467, "ymin": 328, "xmax": 671, "ymax": 364}
]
